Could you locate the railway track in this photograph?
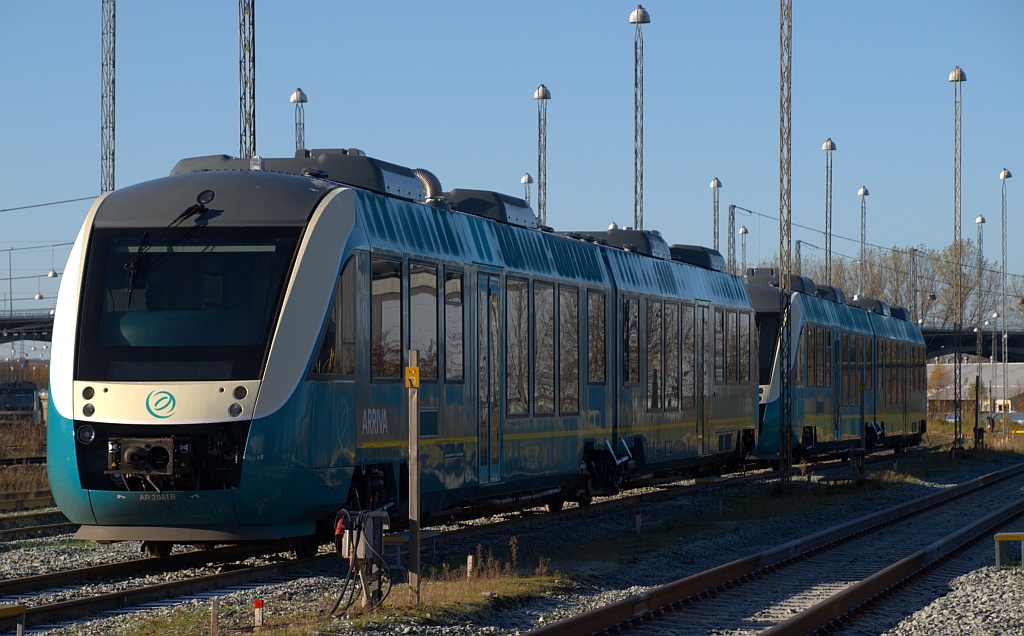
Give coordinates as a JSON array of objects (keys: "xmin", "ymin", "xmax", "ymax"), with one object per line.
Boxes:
[
  {"xmin": 0, "ymin": 446, "xmax": 937, "ymax": 633},
  {"xmin": 0, "ymin": 546, "xmax": 325, "ymax": 633},
  {"xmin": 0, "ymin": 455, "xmax": 45, "ymax": 467},
  {"xmin": 0, "ymin": 466, "xmax": 759, "ymax": 632},
  {"xmin": 527, "ymin": 462, "xmax": 1024, "ymax": 635},
  {"xmin": 0, "ymin": 490, "xmax": 54, "ymax": 513}
]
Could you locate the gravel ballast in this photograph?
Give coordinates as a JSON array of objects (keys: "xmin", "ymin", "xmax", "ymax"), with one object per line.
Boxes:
[{"xmin": 7, "ymin": 454, "xmax": 1021, "ymax": 635}]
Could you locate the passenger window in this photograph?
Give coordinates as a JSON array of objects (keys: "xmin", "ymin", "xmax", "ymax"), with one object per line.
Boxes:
[
  {"xmin": 624, "ymin": 298, "xmax": 640, "ymax": 384},
  {"xmin": 680, "ymin": 304, "xmax": 695, "ymax": 407},
  {"xmin": 311, "ymin": 258, "xmax": 356, "ymax": 377},
  {"xmin": 535, "ymin": 282, "xmax": 555, "ymax": 415},
  {"xmin": 727, "ymin": 310, "xmax": 738, "ymax": 383},
  {"xmin": 738, "ymin": 312, "xmax": 751, "ymax": 384},
  {"xmin": 444, "ymin": 272, "xmax": 464, "ymax": 381},
  {"xmin": 714, "ymin": 309, "xmax": 725, "ymax": 384},
  {"xmin": 664, "ymin": 303, "xmax": 680, "ymax": 410},
  {"xmin": 371, "ymin": 258, "xmax": 402, "ymax": 379},
  {"xmin": 506, "ymin": 278, "xmax": 529, "ymax": 416},
  {"xmin": 587, "ymin": 291, "xmax": 606, "ymax": 384},
  {"xmin": 409, "ymin": 264, "xmax": 437, "ymax": 380},
  {"xmin": 647, "ymin": 300, "xmax": 663, "ymax": 410},
  {"xmin": 560, "ymin": 287, "xmax": 579, "ymax": 414}
]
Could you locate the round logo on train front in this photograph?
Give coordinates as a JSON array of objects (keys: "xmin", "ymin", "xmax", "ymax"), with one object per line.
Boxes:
[{"xmin": 146, "ymin": 390, "xmax": 176, "ymax": 419}]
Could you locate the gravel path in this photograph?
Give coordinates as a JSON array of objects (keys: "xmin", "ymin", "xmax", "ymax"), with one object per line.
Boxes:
[{"xmin": 7, "ymin": 454, "xmax": 1021, "ymax": 635}]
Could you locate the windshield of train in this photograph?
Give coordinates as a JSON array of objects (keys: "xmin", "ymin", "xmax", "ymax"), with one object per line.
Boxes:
[{"xmin": 77, "ymin": 227, "xmax": 300, "ymax": 381}]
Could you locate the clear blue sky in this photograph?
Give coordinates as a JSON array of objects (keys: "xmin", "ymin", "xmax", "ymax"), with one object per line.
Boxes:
[{"xmin": 2, "ymin": 0, "xmax": 1022, "ymax": 324}]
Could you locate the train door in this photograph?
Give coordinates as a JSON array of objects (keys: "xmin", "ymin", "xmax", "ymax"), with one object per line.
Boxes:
[
  {"xmin": 477, "ymin": 273, "xmax": 502, "ymax": 483},
  {"xmin": 695, "ymin": 304, "xmax": 711, "ymax": 455}
]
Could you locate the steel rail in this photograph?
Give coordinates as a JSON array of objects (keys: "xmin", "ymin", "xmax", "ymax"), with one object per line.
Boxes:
[
  {"xmin": 0, "ymin": 551, "xmax": 330, "ymax": 631},
  {"xmin": 526, "ymin": 461, "xmax": 1024, "ymax": 636},
  {"xmin": 0, "ymin": 520, "xmax": 75, "ymax": 540},
  {"xmin": 763, "ymin": 495, "xmax": 1024, "ymax": 635}
]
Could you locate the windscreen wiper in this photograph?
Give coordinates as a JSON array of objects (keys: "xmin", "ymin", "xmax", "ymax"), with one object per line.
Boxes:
[{"xmin": 122, "ymin": 189, "xmax": 216, "ymax": 303}]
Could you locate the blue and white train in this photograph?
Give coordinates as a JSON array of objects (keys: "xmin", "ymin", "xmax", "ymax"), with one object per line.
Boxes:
[
  {"xmin": 746, "ymin": 270, "xmax": 927, "ymax": 461},
  {"xmin": 48, "ymin": 148, "xmax": 767, "ymax": 556}
]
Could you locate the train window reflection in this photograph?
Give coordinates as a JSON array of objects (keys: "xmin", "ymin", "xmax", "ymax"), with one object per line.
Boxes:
[
  {"xmin": 409, "ymin": 264, "xmax": 437, "ymax": 380},
  {"xmin": 445, "ymin": 272, "xmax": 463, "ymax": 381},
  {"xmin": 559, "ymin": 287, "xmax": 579, "ymax": 414},
  {"xmin": 680, "ymin": 304, "xmax": 695, "ymax": 407},
  {"xmin": 506, "ymin": 278, "xmax": 529, "ymax": 415},
  {"xmin": 665, "ymin": 303, "xmax": 680, "ymax": 410},
  {"xmin": 587, "ymin": 291, "xmax": 606, "ymax": 384},
  {"xmin": 371, "ymin": 258, "xmax": 402, "ymax": 379},
  {"xmin": 624, "ymin": 298, "xmax": 639, "ymax": 384},
  {"xmin": 647, "ymin": 300, "xmax": 663, "ymax": 410},
  {"xmin": 714, "ymin": 309, "xmax": 725, "ymax": 384},
  {"xmin": 78, "ymin": 228, "xmax": 299, "ymax": 381},
  {"xmin": 312, "ymin": 258, "xmax": 356, "ymax": 377},
  {"xmin": 534, "ymin": 282, "xmax": 555, "ymax": 415}
]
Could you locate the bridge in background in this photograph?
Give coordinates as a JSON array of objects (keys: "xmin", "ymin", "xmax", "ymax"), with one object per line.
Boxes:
[
  {"xmin": 0, "ymin": 311, "xmax": 54, "ymax": 345},
  {"xmin": 3, "ymin": 311, "xmax": 1022, "ymax": 362},
  {"xmin": 920, "ymin": 327, "xmax": 1024, "ymax": 362}
]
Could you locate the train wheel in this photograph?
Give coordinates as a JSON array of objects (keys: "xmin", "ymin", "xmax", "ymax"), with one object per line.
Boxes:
[
  {"xmin": 547, "ymin": 499, "xmax": 564, "ymax": 513},
  {"xmin": 143, "ymin": 541, "xmax": 173, "ymax": 559},
  {"xmin": 192, "ymin": 543, "xmax": 218, "ymax": 552}
]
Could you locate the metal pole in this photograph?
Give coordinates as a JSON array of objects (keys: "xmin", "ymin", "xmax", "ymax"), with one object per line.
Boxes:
[
  {"xmin": 101, "ymin": 0, "xmax": 116, "ymax": 193},
  {"xmin": 1001, "ymin": 168, "xmax": 1012, "ymax": 434},
  {"xmin": 534, "ymin": 85, "xmax": 550, "ymax": 227},
  {"xmin": 406, "ymin": 350, "xmax": 421, "ymax": 604},
  {"xmin": 739, "ymin": 226, "xmax": 748, "ymax": 274},
  {"xmin": 727, "ymin": 204, "xmax": 736, "ymax": 274},
  {"xmin": 911, "ymin": 247, "xmax": 919, "ymax": 322},
  {"xmin": 778, "ymin": 0, "xmax": 794, "ymax": 483},
  {"xmin": 858, "ymin": 186, "xmax": 869, "ymax": 297},
  {"xmin": 239, "ymin": 0, "xmax": 256, "ymax": 158},
  {"xmin": 711, "ymin": 179, "xmax": 722, "ymax": 251},
  {"xmin": 822, "ymin": 138, "xmax": 835, "ymax": 285},
  {"xmin": 630, "ymin": 5, "xmax": 650, "ymax": 231},
  {"xmin": 992, "ymin": 314, "xmax": 998, "ymax": 413},
  {"xmin": 950, "ymin": 65, "xmax": 967, "ymax": 452}
]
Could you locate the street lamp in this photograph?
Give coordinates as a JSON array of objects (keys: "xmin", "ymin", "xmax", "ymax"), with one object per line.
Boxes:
[
  {"xmin": 710, "ymin": 178, "xmax": 722, "ymax": 251},
  {"xmin": 630, "ymin": 4, "xmax": 650, "ymax": 230},
  {"xmin": 290, "ymin": 88, "xmax": 307, "ymax": 154},
  {"xmin": 858, "ymin": 186, "xmax": 869, "ymax": 296},
  {"xmin": 521, "ymin": 173, "xmax": 533, "ymax": 207},
  {"xmin": 1001, "ymin": 168, "xmax": 1012, "ymax": 432},
  {"xmin": 976, "ymin": 214, "xmax": 985, "ymax": 327},
  {"xmin": 534, "ymin": 84, "xmax": 551, "ymax": 227},
  {"xmin": 991, "ymin": 311, "xmax": 999, "ymax": 414},
  {"xmin": 739, "ymin": 226, "xmax": 749, "ymax": 274},
  {"xmin": 950, "ymin": 65, "xmax": 967, "ymax": 451},
  {"xmin": 822, "ymin": 138, "xmax": 836, "ymax": 284}
]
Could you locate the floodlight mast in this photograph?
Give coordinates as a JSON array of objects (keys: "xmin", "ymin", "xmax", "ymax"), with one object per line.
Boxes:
[
  {"xmin": 290, "ymin": 88, "xmax": 307, "ymax": 153},
  {"xmin": 950, "ymin": 65, "xmax": 966, "ymax": 452},
  {"xmin": 239, "ymin": 0, "xmax": 256, "ymax": 158},
  {"xmin": 101, "ymin": 0, "xmax": 116, "ymax": 193},
  {"xmin": 534, "ymin": 84, "xmax": 551, "ymax": 227},
  {"xmin": 630, "ymin": 5, "xmax": 650, "ymax": 230}
]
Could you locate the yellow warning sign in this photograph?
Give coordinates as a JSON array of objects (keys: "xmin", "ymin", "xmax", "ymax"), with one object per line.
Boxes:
[{"xmin": 405, "ymin": 366, "xmax": 420, "ymax": 388}]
